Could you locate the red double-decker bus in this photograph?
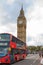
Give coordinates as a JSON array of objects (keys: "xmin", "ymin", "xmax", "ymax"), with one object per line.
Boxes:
[{"xmin": 0, "ymin": 33, "xmax": 27, "ymax": 64}]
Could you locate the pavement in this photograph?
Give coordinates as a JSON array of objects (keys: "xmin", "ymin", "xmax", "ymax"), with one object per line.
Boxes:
[{"xmin": 12, "ymin": 54, "xmax": 41, "ymax": 65}]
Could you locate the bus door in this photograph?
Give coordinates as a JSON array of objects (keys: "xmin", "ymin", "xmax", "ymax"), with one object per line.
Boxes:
[{"xmin": 14, "ymin": 49, "xmax": 20, "ymax": 61}]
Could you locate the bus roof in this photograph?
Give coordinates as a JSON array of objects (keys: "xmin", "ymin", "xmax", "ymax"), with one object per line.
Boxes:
[{"xmin": 0, "ymin": 33, "xmax": 26, "ymax": 45}]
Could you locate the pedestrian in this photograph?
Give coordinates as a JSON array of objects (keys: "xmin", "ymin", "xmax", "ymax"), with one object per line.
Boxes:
[
  {"xmin": 40, "ymin": 54, "xmax": 43, "ymax": 65},
  {"xmin": 39, "ymin": 50, "xmax": 41, "ymax": 58}
]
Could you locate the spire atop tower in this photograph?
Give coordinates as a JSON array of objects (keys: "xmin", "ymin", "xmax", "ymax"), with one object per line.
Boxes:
[
  {"xmin": 19, "ymin": 4, "xmax": 24, "ymax": 17},
  {"xmin": 21, "ymin": 4, "xmax": 23, "ymax": 11}
]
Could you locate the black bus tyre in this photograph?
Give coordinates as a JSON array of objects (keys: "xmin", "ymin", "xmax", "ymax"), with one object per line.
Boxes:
[
  {"xmin": 15, "ymin": 58, "xmax": 17, "ymax": 61},
  {"xmin": 23, "ymin": 56, "xmax": 25, "ymax": 59}
]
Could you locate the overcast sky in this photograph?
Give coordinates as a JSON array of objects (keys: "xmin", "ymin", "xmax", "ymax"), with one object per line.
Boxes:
[{"xmin": 0, "ymin": 0, "xmax": 43, "ymax": 46}]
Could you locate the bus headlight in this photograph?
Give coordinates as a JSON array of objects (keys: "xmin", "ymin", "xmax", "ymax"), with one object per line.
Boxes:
[{"xmin": 8, "ymin": 47, "xmax": 11, "ymax": 51}]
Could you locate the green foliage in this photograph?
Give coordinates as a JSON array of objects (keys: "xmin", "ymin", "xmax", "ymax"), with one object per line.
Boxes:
[{"xmin": 27, "ymin": 46, "xmax": 42, "ymax": 52}]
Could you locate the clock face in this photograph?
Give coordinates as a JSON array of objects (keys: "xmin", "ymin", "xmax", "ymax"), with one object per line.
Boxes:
[{"xmin": 19, "ymin": 21, "xmax": 23, "ymax": 24}]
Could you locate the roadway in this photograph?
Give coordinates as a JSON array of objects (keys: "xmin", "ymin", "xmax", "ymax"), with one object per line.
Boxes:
[{"xmin": 12, "ymin": 54, "xmax": 40, "ymax": 65}]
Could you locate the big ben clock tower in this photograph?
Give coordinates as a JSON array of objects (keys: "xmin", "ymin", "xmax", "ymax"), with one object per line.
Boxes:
[{"xmin": 17, "ymin": 6, "xmax": 26, "ymax": 43}]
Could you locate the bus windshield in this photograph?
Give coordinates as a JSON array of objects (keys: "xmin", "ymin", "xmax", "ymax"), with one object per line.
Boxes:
[
  {"xmin": 0, "ymin": 34, "xmax": 10, "ymax": 41},
  {"xmin": 0, "ymin": 47, "xmax": 8, "ymax": 57},
  {"xmin": 0, "ymin": 41, "xmax": 9, "ymax": 57}
]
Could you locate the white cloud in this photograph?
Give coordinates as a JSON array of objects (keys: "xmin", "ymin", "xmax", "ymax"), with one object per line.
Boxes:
[
  {"xmin": 26, "ymin": 4, "xmax": 43, "ymax": 37},
  {"xmin": 26, "ymin": 0, "xmax": 43, "ymax": 46},
  {"xmin": 24, "ymin": 0, "xmax": 30, "ymax": 4},
  {"xmin": 0, "ymin": 23, "xmax": 17, "ymax": 37},
  {"xmin": 6, "ymin": 0, "xmax": 15, "ymax": 5},
  {"xmin": 0, "ymin": 2, "xmax": 17, "ymax": 37},
  {"xmin": 37, "ymin": 0, "xmax": 43, "ymax": 7},
  {"xmin": 27, "ymin": 40, "xmax": 36, "ymax": 46},
  {"xmin": 6, "ymin": 23, "xmax": 17, "ymax": 37},
  {"xmin": 33, "ymin": 34, "xmax": 43, "ymax": 46},
  {"xmin": 0, "ymin": 5, "xmax": 8, "ymax": 23}
]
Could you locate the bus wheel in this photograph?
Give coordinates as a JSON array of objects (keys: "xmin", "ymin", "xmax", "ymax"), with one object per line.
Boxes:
[
  {"xmin": 15, "ymin": 57, "xmax": 17, "ymax": 62},
  {"xmin": 23, "ymin": 56, "xmax": 25, "ymax": 59}
]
